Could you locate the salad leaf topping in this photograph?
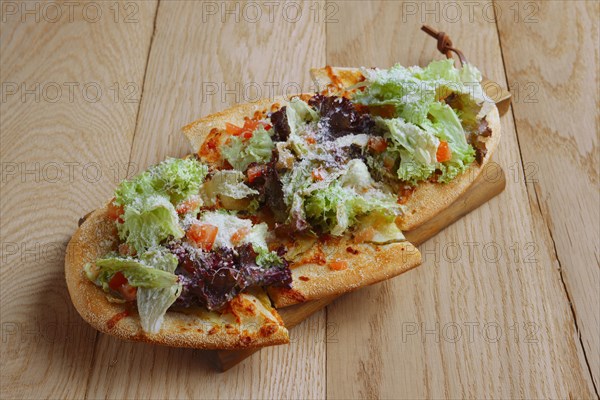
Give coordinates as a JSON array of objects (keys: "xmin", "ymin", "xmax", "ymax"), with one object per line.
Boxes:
[
  {"xmin": 221, "ymin": 125, "xmax": 274, "ymax": 171},
  {"xmin": 114, "ymin": 158, "xmax": 208, "ymax": 253}
]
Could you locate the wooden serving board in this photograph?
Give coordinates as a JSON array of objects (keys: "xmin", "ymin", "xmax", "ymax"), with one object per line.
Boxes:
[{"xmin": 216, "ymin": 163, "xmax": 507, "ymax": 371}]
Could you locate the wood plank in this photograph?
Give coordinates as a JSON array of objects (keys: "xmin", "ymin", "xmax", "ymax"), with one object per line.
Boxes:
[
  {"xmin": 217, "ymin": 164, "xmax": 506, "ymax": 370},
  {"xmin": 324, "ymin": 1, "xmax": 596, "ymax": 398},
  {"xmin": 0, "ymin": 2, "xmax": 158, "ymax": 399},
  {"xmin": 84, "ymin": 2, "xmax": 326, "ymax": 398},
  {"xmin": 496, "ymin": 1, "xmax": 600, "ymax": 391}
]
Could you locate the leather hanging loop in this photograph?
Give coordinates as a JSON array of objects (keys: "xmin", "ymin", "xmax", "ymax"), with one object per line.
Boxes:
[{"xmin": 421, "ymin": 25, "xmax": 468, "ymax": 66}]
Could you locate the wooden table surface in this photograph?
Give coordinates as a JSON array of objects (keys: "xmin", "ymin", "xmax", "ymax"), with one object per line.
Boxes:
[{"xmin": 1, "ymin": 1, "xmax": 598, "ymax": 399}]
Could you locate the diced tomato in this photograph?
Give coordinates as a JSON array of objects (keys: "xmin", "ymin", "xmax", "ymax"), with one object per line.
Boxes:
[
  {"xmin": 242, "ymin": 119, "xmax": 260, "ymax": 132},
  {"xmin": 176, "ymin": 195, "xmax": 201, "ymax": 215},
  {"xmin": 242, "ymin": 119, "xmax": 260, "ymax": 139},
  {"xmin": 312, "ymin": 168, "xmax": 324, "ymax": 181},
  {"xmin": 231, "ymin": 227, "xmax": 250, "ymax": 245},
  {"xmin": 368, "ymin": 136, "xmax": 388, "ymax": 153},
  {"xmin": 306, "ymin": 136, "xmax": 316, "ymax": 144},
  {"xmin": 187, "ymin": 223, "xmax": 218, "ymax": 251},
  {"xmin": 247, "ymin": 165, "xmax": 264, "ymax": 183},
  {"xmin": 436, "ymin": 141, "xmax": 452, "ymax": 162},
  {"xmin": 329, "ymin": 260, "xmax": 348, "ymax": 271},
  {"xmin": 108, "ymin": 272, "xmax": 137, "ymax": 301},
  {"xmin": 225, "ymin": 122, "xmax": 243, "ymax": 136},
  {"xmin": 227, "ymin": 119, "xmax": 264, "ymax": 139},
  {"xmin": 109, "ymin": 271, "xmax": 127, "ymax": 291},
  {"xmin": 263, "ymin": 124, "xmax": 272, "ymax": 131},
  {"xmin": 107, "ymin": 200, "xmax": 124, "ymax": 222}
]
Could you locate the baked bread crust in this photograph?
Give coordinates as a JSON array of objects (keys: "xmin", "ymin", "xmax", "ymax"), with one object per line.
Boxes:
[
  {"xmin": 267, "ymin": 236, "xmax": 421, "ymax": 308},
  {"xmin": 65, "ymin": 205, "xmax": 289, "ymax": 349}
]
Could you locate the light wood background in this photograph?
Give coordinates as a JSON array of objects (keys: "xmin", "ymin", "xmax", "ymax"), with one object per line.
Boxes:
[{"xmin": 1, "ymin": 1, "xmax": 597, "ymax": 399}]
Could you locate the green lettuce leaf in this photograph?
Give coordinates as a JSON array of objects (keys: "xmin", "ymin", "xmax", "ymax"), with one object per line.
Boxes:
[
  {"xmin": 353, "ymin": 64, "xmax": 435, "ymax": 125},
  {"xmin": 86, "ymin": 249, "xmax": 182, "ymax": 334},
  {"xmin": 424, "ymin": 102, "xmax": 475, "ymax": 182},
  {"xmin": 201, "ymin": 170, "xmax": 258, "ymax": 205},
  {"xmin": 148, "ymin": 157, "xmax": 208, "ymax": 204},
  {"xmin": 280, "ymin": 159, "xmax": 313, "ymax": 206},
  {"xmin": 288, "ymin": 97, "xmax": 319, "ymax": 122},
  {"xmin": 376, "ymin": 117, "xmax": 440, "ymax": 184},
  {"xmin": 115, "ymin": 158, "xmax": 207, "ymax": 206},
  {"xmin": 417, "ymin": 59, "xmax": 461, "ymax": 83},
  {"xmin": 136, "ymin": 248, "xmax": 182, "ymax": 334},
  {"xmin": 285, "ymin": 97, "xmax": 319, "ymax": 156},
  {"xmin": 118, "ymin": 195, "xmax": 184, "ymax": 254},
  {"xmin": 221, "ymin": 126, "xmax": 274, "ymax": 171},
  {"xmin": 353, "ymin": 59, "xmax": 487, "ymax": 131},
  {"xmin": 255, "ymin": 246, "xmax": 286, "ymax": 268},
  {"xmin": 304, "ymin": 160, "xmax": 400, "ymax": 235},
  {"xmin": 88, "ymin": 255, "xmax": 179, "ymax": 290},
  {"xmin": 114, "ymin": 158, "xmax": 208, "ymax": 253},
  {"xmin": 304, "ymin": 183, "xmax": 352, "ymax": 235}
]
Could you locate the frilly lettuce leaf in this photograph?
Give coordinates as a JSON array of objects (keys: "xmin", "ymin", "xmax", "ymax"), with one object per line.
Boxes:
[
  {"xmin": 424, "ymin": 102, "xmax": 475, "ymax": 182},
  {"xmin": 114, "ymin": 158, "xmax": 208, "ymax": 253},
  {"xmin": 148, "ymin": 157, "xmax": 208, "ymax": 204},
  {"xmin": 376, "ymin": 117, "xmax": 440, "ymax": 184},
  {"xmin": 285, "ymin": 98, "xmax": 319, "ymax": 156},
  {"xmin": 86, "ymin": 248, "xmax": 182, "ymax": 334},
  {"xmin": 354, "ymin": 64, "xmax": 435, "ymax": 125},
  {"xmin": 304, "ymin": 160, "xmax": 401, "ymax": 236},
  {"xmin": 136, "ymin": 248, "xmax": 182, "ymax": 334},
  {"xmin": 221, "ymin": 126, "xmax": 274, "ymax": 171},
  {"xmin": 255, "ymin": 246, "xmax": 286, "ymax": 268},
  {"xmin": 115, "ymin": 158, "xmax": 207, "ymax": 207},
  {"xmin": 118, "ymin": 195, "xmax": 184, "ymax": 254},
  {"xmin": 201, "ymin": 170, "xmax": 258, "ymax": 206},
  {"xmin": 87, "ymin": 253, "xmax": 179, "ymax": 290},
  {"xmin": 353, "ymin": 59, "xmax": 487, "ymax": 129}
]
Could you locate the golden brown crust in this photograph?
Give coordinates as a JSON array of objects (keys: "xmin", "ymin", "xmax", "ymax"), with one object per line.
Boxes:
[
  {"xmin": 65, "ymin": 205, "xmax": 288, "ymax": 349},
  {"xmin": 267, "ymin": 237, "xmax": 421, "ymax": 308},
  {"xmin": 310, "ymin": 66, "xmax": 502, "ymax": 231},
  {"xmin": 183, "ymin": 97, "xmax": 290, "ymax": 163}
]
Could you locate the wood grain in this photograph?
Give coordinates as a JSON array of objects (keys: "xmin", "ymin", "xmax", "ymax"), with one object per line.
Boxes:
[
  {"xmin": 496, "ymin": 1, "xmax": 600, "ymax": 392},
  {"xmin": 324, "ymin": 1, "xmax": 596, "ymax": 398},
  {"xmin": 0, "ymin": 2, "xmax": 158, "ymax": 399},
  {"xmin": 83, "ymin": 2, "xmax": 327, "ymax": 399},
  {"xmin": 1, "ymin": 0, "xmax": 597, "ymax": 398}
]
